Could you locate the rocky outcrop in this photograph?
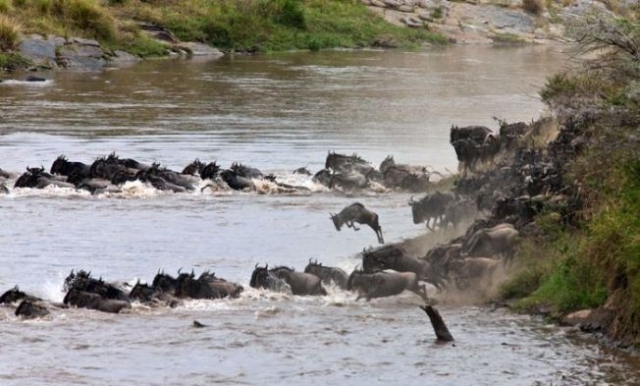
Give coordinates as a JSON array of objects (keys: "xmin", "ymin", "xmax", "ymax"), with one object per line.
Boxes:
[
  {"xmin": 361, "ymin": 0, "xmax": 632, "ymax": 44},
  {"xmin": 17, "ymin": 30, "xmax": 223, "ymax": 71}
]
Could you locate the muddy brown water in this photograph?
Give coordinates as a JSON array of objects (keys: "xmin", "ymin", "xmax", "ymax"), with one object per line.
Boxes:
[{"xmin": 1, "ymin": 45, "xmax": 640, "ymax": 385}]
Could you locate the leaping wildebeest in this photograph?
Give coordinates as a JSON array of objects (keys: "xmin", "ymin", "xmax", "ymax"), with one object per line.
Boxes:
[{"xmin": 330, "ymin": 202, "xmax": 384, "ymax": 244}]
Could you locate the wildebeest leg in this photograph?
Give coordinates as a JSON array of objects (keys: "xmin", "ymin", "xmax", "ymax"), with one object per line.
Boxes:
[
  {"xmin": 425, "ymin": 218, "xmax": 435, "ymax": 231},
  {"xmin": 419, "ymin": 305, "xmax": 454, "ymax": 342},
  {"xmin": 346, "ymin": 221, "xmax": 360, "ymax": 231}
]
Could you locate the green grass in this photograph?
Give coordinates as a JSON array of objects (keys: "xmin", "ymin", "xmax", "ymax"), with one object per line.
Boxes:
[
  {"xmin": 0, "ymin": 0, "xmax": 449, "ymax": 68},
  {"xmin": 0, "ymin": 51, "xmax": 32, "ymax": 70}
]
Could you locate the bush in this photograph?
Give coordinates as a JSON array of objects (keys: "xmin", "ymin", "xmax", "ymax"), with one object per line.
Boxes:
[
  {"xmin": 0, "ymin": 0, "xmax": 12, "ymax": 12},
  {"xmin": 0, "ymin": 15, "xmax": 20, "ymax": 52},
  {"xmin": 36, "ymin": 0, "xmax": 52, "ymax": 14},
  {"xmin": 522, "ymin": 0, "xmax": 545, "ymax": 15},
  {"xmin": 272, "ymin": 0, "xmax": 306, "ymax": 30},
  {"xmin": 52, "ymin": 0, "xmax": 116, "ymax": 40}
]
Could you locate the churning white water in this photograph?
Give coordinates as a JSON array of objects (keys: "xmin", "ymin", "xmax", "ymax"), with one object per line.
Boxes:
[{"xmin": 1, "ymin": 45, "xmax": 640, "ymax": 385}]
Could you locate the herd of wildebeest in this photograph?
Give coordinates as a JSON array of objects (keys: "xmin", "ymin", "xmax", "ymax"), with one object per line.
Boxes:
[{"xmin": 1, "ymin": 118, "xmax": 587, "ymax": 335}]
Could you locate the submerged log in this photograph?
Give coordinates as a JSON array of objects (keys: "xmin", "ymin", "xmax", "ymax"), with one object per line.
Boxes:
[{"xmin": 420, "ymin": 305, "xmax": 454, "ymax": 342}]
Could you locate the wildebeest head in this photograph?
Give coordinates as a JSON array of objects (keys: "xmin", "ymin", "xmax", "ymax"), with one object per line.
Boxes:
[
  {"xmin": 379, "ymin": 155, "xmax": 395, "ymax": 174},
  {"xmin": 249, "ymin": 264, "xmax": 270, "ymax": 289},
  {"xmin": 329, "ymin": 213, "xmax": 342, "ymax": 231},
  {"xmin": 50, "ymin": 155, "xmax": 69, "ymax": 175},
  {"xmin": 303, "ymin": 258, "xmax": 321, "ymax": 274},
  {"xmin": 346, "ymin": 268, "xmax": 369, "ymax": 291},
  {"xmin": 409, "ymin": 195, "xmax": 430, "ymax": 224},
  {"xmin": 129, "ymin": 281, "xmax": 156, "ymax": 302},
  {"xmin": 181, "ymin": 158, "xmax": 205, "ymax": 176},
  {"xmin": 312, "ymin": 169, "xmax": 332, "ymax": 188},
  {"xmin": 0, "ymin": 285, "xmax": 28, "ymax": 304},
  {"xmin": 152, "ymin": 270, "xmax": 177, "ymax": 293},
  {"xmin": 200, "ymin": 162, "xmax": 220, "ymax": 180}
]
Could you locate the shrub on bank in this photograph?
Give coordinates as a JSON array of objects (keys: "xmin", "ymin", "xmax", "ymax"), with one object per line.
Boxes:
[
  {"xmin": 0, "ymin": 14, "xmax": 20, "ymax": 51},
  {"xmin": 501, "ymin": 13, "xmax": 640, "ymax": 343}
]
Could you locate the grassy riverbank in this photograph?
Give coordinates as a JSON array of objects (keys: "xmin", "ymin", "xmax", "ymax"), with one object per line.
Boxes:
[
  {"xmin": 0, "ymin": 0, "xmax": 446, "ymax": 62},
  {"xmin": 499, "ymin": 14, "xmax": 640, "ymax": 345}
]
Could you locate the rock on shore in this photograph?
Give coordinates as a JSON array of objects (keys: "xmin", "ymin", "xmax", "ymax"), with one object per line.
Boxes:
[
  {"xmin": 361, "ymin": 0, "xmax": 634, "ymax": 44},
  {"xmin": 17, "ymin": 31, "xmax": 223, "ymax": 71}
]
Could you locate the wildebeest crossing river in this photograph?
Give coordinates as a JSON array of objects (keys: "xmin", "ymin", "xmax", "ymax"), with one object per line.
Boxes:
[{"xmin": 1, "ymin": 46, "xmax": 640, "ymax": 385}]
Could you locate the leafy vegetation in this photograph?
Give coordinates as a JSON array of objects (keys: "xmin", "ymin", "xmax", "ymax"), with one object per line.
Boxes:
[
  {"xmin": 0, "ymin": 0, "xmax": 447, "ymax": 59},
  {"xmin": 501, "ymin": 13, "xmax": 640, "ymax": 342}
]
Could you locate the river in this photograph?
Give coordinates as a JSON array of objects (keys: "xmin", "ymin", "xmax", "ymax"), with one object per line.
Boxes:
[{"xmin": 1, "ymin": 45, "xmax": 639, "ymax": 385}]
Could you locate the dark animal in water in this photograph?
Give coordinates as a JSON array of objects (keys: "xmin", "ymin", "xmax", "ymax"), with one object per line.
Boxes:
[
  {"xmin": 15, "ymin": 300, "xmax": 50, "ymax": 319},
  {"xmin": 230, "ymin": 162, "xmax": 263, "ymax": 179},
  {"xmin": 50, "ymin": 155, "xmax": 91, "ymax": 179},
  {"xmin": 346, "ymin": 270, "xmax": 428, "ymax": 302},
  {"xmin": 128, "ymin": 281, "xmax": 179, "ymax": 307},
  {"xmin": 269, "ymin": 266, "xmax": 327, "ymax": 296},
  {"xmin": 0, "ymin": 286, "xmax": 42, "ymax": 305},
  {"xmin": 330, "ymin": 202, "xmax": 384, "ymax": 244},
  {"xmin": 192, "ymin": 270, "xmax": 244, "ymax": 299},
  {"xmin": 249, "ymin": 265, "xmax": 292, "ymax": 294},
  {"xmin": 293, "ymin": 167, "xmax": 312, "ymax": 176},
  {"xmin": 14, "ymin": 167, "xmax": 75, "ymax": 189},
  {"xmin": 312, "ymin": 169, "xmax": 332, "ymax": 187},
  {"xmin": 181, "ymin": 159, "xmax": 205, "ymax": 176},
  {"xmin": 64, "ymin": 270, "xmax": 129, "ymax": 301},
  {"xmin": 63, "ymin": 289, "xmax": 131, "ymax": 313},
  {"xmin": 325, "ymin": 151, "xmax": 375, "ymax": 175},
  {"xmin": 328, "ymin": 171, "xmax": 370, "ymax": 191},
  {"xmin": 150, "ymin": 269, "xmax": 243, "ymax": 299},
  {"xmin": 152, "ymin": 270, "xmax": 179, "ymax": 294},
  {"xmin": 419, "ymin": 305, "xmax": 454, "ymax": 342},
  {"xmin": 0, "ymin": 182, "xmax": 8, "ymax": 194},
  {"xmin": 250, "ymin": 265, "xmax": 326, "ymax": 296},
  {"xmin": 304, "ymin": 259, "xmax": 349, "ymax": 289},
  {"xmin": 220, "ymin": 169, "xmax": 255, "ymax": 191},
  {"xmin": 362, "ymin": 245, "xmax": 442, "ymax": 289},
  {"xmin": 89, "ymin": 153, "xmax": 147, "ymax": 181},
  {"xmin": 182, "ymin": 159, "xmax": 221, "ymax": 181},
  {"xmin": 379, "ymin": 155, "xmax": 430, "ymax": 192},
  {"xmin": 134, "ymin": 163, "xmax": 197, "ymax": 192},
  {"xmin": 409, "ymin": 191, "xmax": 456, "ymax": 230}
]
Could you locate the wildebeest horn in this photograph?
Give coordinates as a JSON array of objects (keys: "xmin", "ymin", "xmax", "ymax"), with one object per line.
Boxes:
[
  {"xmin": 178, "ymin": 267, "xmax": 182, "ymax": 274},
  {"xmin": 255, "ymin": 263, "xmax": 259, "ymax": 269},
  {"xmin": 408, "ymin": 196, "xmax": 415, "ymax": 205}
]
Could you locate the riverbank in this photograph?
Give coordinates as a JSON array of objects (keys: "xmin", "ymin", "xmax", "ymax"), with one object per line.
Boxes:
[
  {"xmin": 413, "ymin": 12, "xmax": 640, "ymax": 348},
  {"xmin": 0, "ymin": 0, "xmax": 636, "ymax": 73}
]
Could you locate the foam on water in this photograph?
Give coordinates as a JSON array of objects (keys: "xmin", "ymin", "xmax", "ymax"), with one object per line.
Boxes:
[{"xmin": 0, "ymin": 79, "xmax": 53, "ymax": 87}]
